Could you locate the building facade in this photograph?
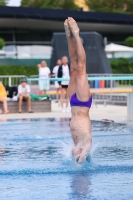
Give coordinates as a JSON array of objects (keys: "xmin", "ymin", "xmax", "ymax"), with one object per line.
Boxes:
[
  {"xmin": 0, "ymin": 6, "xmax": 133, "ymax": 64},
  {"xmin": 0, "ymin": 6, "xmax": 133, "ymax": 46}
]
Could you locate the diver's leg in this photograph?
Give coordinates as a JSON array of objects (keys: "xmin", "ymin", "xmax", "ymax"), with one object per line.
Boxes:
[
  {"xmin": 64, "ymin": 19, "xmax": 77, "ymax": 99},
  {"xmin": 68, "ymin": 17, "xmax": 90, "ymax": 101}
]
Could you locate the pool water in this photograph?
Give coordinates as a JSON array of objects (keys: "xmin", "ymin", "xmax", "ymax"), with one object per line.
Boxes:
[{"xmin": 0, "ymin": 119, "xmax": 133, "ymax": 200}]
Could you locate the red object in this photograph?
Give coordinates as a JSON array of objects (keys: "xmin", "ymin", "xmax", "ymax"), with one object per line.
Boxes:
[
  {"xmin": 102, "ymin": 119, "xmax": 114, "ymax": 123},
  {"xmin": 100, "ymin": 80, "xmax": 105, "ymax": 88}
]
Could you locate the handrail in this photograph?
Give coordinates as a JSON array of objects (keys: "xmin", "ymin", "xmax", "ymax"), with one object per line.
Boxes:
[
  {"xmin": 0, "ymin": 75, "xmax": 27, "ymax": 78},
  {"xmin": 27, "ymin": 76, "xmax": 133, "ymax": 81},
  {"xmin": 0, "ymin": 75, "xmax": 27, "ymax": 86}
]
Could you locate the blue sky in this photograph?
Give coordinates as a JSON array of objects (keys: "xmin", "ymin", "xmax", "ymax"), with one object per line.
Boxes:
[{"xmin": 8, "ymin": 0, "xmax": 21, "ymax": 6}]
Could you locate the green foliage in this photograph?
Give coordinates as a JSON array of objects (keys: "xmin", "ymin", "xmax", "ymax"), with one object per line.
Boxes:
[
  {"xmin": 0, "ymin": 0, "xmax": 8, "ymax": 6},
  {"xmin": 125, "ymin": 0, "xmax": 133, "ymax": 14},
  {"xmin": 0, "ymin": 38, "xmax": 5, "ymax": 49},
  {"xmin": 85, "ymin": 0, "xmax": 133, "ymax": 14},
  {"xmin": 110, "ymin": 58, "xmax": 133, "ymax": 74},
  {"xmin": 21, "ymin": 0, "xmax": 79, "ymax": 10},
  {"xmin": 124, "ymin": 36, "xmax": 133, "ymax": 47},
  {"xmin": 60, "ymin": 0, "xmax": 79, "ymax": 10},
  {"xmin": 0, "ymin": 66, "xmax": 38, "ymax": 77}
]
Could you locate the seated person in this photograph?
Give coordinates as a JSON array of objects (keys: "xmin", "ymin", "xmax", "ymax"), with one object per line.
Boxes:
[
  {"xmin": 0, "ymin": 81, "xmax": 11, "ymax": 114},
  {"xmin": 18, "ymin": 78, "xmax": 33, "ymax": 113}
]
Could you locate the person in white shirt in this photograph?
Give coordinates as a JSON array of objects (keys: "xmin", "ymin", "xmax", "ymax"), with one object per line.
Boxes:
[
  {"xmin": 57, "ymin": 56, "xmax": 70, "ymax": 112},
  {"xmin": 38, "ymin": 60, "xmax": 51, "ymax": 95},
  {"xmin": 52, "ymin": 59, "xmax": 62, "ymax": 102},
  {"xmin": 18, "ymin": 78, "xmax": 33, "ymax": 113}
]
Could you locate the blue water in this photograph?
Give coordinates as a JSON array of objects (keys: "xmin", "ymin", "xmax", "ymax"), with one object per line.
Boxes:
[{"xmin": 0, "ymin": 118, "xmax": 133, "ymax": 200}]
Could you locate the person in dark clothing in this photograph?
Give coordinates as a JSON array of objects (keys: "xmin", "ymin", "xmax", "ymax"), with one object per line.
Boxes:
[
  {"xmin": 5, "ymin": 86, "xmax": 18, "ymax": 98},
  {"xmin": 57, "ymin": 56, "xmax": 70, "ymax": 112},
  {"xmin": 52, "ymin": 59, "xmax": 62, "ymax": 103}
]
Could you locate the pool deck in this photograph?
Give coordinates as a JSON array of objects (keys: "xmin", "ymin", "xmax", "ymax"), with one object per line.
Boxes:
[{"xmin": 1, "ymin": 101, "xmax": 132, "ymax": 124}]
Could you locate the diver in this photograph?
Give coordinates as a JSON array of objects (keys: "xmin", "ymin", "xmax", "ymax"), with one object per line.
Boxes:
[{"xmin": 64, "ymin": 17, "xmax": 92, "ymax": 163}]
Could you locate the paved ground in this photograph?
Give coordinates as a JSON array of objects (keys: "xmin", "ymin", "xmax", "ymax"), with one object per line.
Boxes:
[{"xmin": 0, "ymin": 101, "xmax": 132, "ymax": 124}]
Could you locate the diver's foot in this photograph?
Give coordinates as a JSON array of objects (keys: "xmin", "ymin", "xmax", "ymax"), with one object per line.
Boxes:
[
  {"xmin": 0, "ymin": 109, "xmax": 3, "ymax": 114},
  {"xmin": 64, "ymin": 19, "xmax": 72, "ymax": 38},
  {"xmin": 67, "ymin": 17, "xmax": 80, "ymax": 37}
]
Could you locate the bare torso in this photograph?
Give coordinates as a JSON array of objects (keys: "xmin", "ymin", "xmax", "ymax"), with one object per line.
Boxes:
[{"xmin": 70, "ymin": 106, "xmax": 91, "ymax": 147}]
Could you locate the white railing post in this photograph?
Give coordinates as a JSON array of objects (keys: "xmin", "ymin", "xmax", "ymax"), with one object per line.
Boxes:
[{"xmin": 9, "ymin": 77, "xmax": 12, "ymax": 86}]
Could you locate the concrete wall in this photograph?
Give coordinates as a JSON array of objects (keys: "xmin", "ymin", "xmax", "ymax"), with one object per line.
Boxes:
[{"xmin": 127, "ymin": 93, "xmax": 133, "ymax": 121}]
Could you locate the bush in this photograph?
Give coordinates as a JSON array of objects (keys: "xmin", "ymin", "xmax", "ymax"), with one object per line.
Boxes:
[
  {"xmin": 110, "ymin": 58, "xmax": 133, "ymax": 74},
  {"xmin": 0, "ymin": 65, "xmax": 38, "ymax": 77},
  {"xmin": 124, "ymin": 36, "xmax": 133, "ymax": 47},
  {"xmin": 0, "ymin": 38, "xmax": 5, "ymax": 49}
]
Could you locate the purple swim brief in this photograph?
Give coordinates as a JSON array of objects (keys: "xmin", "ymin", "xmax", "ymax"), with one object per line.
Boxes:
[{"xmin": 70, "ymin": 93, "xmax": 92, "ymax": 108}]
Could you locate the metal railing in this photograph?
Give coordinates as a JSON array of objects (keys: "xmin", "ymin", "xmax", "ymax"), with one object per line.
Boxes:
[
  {"xmin": 28, "ymin": 74, "xmax": 133, "ymax": 105},
  {"xmin": 87, "ymin": 74, "xmax": 133, "ymax": 105},
  {"xmin": 29, "ymin": 75, "xmax": 56, "ymax": 93},
  {"xmin": 29, "ymin": 74, "xmax": 133, "ymax": 93},
  {"xmin": 87, "ymin": 74, "xmax": 133, "ymax": 88},
  {"xmin": 0, "ymin": 74, "xmax": 132, "ymax": 105},
  {"xmin": 0, "ymin": 75, "xmax": 27, "ymax": 86}
]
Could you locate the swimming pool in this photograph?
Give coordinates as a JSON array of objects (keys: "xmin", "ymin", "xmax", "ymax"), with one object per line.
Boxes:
[{"xmin": 0, "ymin": 118, "xmax": 133, "ymax": 200}]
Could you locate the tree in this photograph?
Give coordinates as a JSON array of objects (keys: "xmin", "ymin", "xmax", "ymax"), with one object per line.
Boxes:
[
  {"xmin": 124, "ymin": 0, "xmax": 133, "ymax": 14},
  {"xmin": 0, "ymin": 38, "xmax": 5, "ymax": 49},
  {"xmin": 21, "ymin": 0, "xmax": 79, "ymax": 10},
  {"xmin": 124, "ymin": 36, "xmax": 133, "ymax": 47},
  {"xmin": 85, "ymin": 0, "xmax": 133, "ymax": 14},
  {"xmin": 0, "ymin": 0, "xmax": 8, "ymax": 6},
  {"xmin": 110, "ymin": 58, "xmax": 131, "ymax": 74}
]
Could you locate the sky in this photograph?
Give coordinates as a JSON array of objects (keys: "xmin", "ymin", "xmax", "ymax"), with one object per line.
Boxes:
[{"xmin": 7, "ymin": 0, "xmax": 21, "ymax": 6}]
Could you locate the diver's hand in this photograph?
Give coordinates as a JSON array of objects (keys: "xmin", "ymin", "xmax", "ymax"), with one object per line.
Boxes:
[
  {"xmin": 77, "ymin": 140, "xmax": 92, "ymax": 164},
  {"xmin": 76, "ymin": 155, "xmax": 84, "ymax": 164}
]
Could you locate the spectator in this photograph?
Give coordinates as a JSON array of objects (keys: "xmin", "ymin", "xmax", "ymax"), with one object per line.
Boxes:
[
  {"xmin": 52, "ymin": 59, "xmax": 62, "ymax": 103},
  {"xmin": 58, "ymin": 56, "xmax": 70, "ymax": 112},
  {"xmin": 0, "ymin": 81, "xmax": 11, "ymax": 114},
  {"xmin": 18, "ymin": 78, "xmax": 33, "ymax": 113},
  {"xmin": 38, "ymin": 61, "xmax": 51, "ymax": 95}
]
